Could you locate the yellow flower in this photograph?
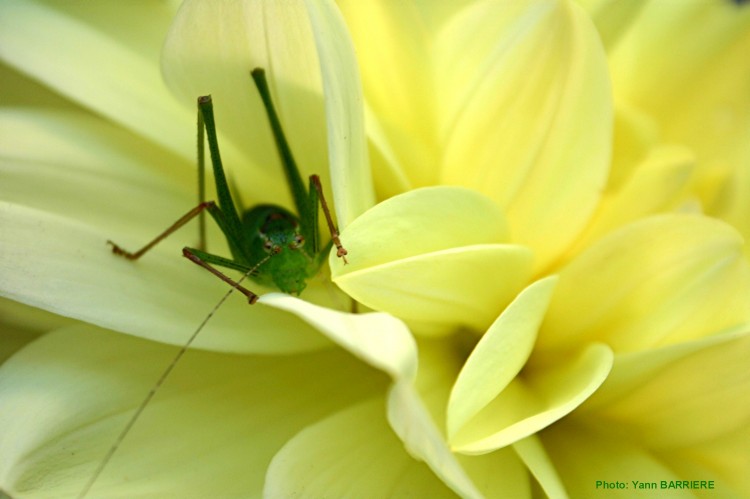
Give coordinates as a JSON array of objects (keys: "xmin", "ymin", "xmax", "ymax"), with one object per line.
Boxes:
[
  {"xmin": 583, "ymin": 0, "xmax": 750, "ymax": 254},
  {"xmin": 1, "ymin": 1, "xmax": 749, "ymax": 498}
]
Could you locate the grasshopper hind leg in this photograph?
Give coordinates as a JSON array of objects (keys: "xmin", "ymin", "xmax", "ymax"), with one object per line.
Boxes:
[{"xmin": 181, "ymin": 248, "xmax": 263, "ymax": 304}]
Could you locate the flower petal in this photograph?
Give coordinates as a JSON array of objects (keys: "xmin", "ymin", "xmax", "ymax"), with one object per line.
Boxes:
[
  {"xmin": 336, "ymin": 0, "xmax": 473, "ymax": 188},
  {"xmin": 387, "ymin": 381, "xmax": 482, "ymax": 499},
  {"xmin": 542, "ymin": 421, "xmax": 707, "ymax": 499},
  {"xmin": 304, "ymin": 0, "xmax": 374, "ymax": 226},
  {"xmin": 0, "ymin": 108, "xmax": 193, "ymax": 239},
  {"xmin": 332, "ymin": 187, "xmax": 533, "ymax": 334},
  {"xmin": 0, "ymin": 202, "xmax": 333, "ymax": 354},
  {"xmin": 265, "ymin": 397, "xmax": 456, "ymax": 498},
  {"xmin": 388, "ymin": 338, "xmax": 532, "ymax": 497},
  {"xmin": 574, "ymin": 0, "xmax": 648, "ymax": 50},
  {"xmin": 336, "ymin": 245, "xmax": 534, "ymax": 336},
  {"xmin": 539, "ymin": 215, "xmax": 750, "ymax": 354},
  {"xmin": 451, "ymin": 343, "xmax": 613, "ymax": 454},
  {"xmin": 0, "ymin": 298, "xmax": 69, "ymax": 364},
  {"xmin": 512, "ymin": 435, "xmax": 569, "ymax": 499},
  {"xmin": 562, "ymin": 144, "xmax": 695, "ymax": 259},
  {"xmin": 0, "ymin": 325, "xmax": 387, "ymax": 497},
  {"xmin": 581, "ymin": 327, "xmax": 750, "ymax": 449},
  {"xmin": 0, "ymin": 0, "xmax": 193, "ymax": 161},
  {"xmin": 437, "ymin": 0, "xmax": 612, "ymax": 270},
  {"xmin": 257, "ymin": 294, "xmax": 417, "ymax": 381},
  {"xmin": 610, "ymin": 1, "xmax": 750, "ymax": 227},
  {"xmin": 447, "ymin": 277, "xmax": 557, "ymax": 438}
]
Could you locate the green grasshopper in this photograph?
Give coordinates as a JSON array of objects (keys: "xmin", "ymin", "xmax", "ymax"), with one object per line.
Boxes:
[
  {"xmin": 78, "ymin": 69, "xmax": 349, "ymax": 499},
  {"xmin": 107, "ymin": 68, "xmax": 348, "ymax": 301}
]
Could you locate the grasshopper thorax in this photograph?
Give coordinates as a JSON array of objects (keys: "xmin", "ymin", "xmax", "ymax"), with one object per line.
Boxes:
[{"xmin": 241, "ymin": 204, "xmax": 315, "ymax": 295}]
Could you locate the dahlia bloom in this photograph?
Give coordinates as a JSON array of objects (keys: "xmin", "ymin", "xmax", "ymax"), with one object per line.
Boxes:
[{"xmin": 1, "ymin": 1, "xmax": 748, "ymax": 498}]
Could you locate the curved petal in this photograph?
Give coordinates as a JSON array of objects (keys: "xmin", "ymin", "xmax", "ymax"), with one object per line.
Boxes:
[
  {"xmin": 332, "ymin": 186, "xmax": 532, "ymax": 334},
  {"xmin": 335, "ymin": 245, "xmax": 534, "ymax": 336},
  {"xmin": 258, "ymin": 294, "xmax": 417, "ymax": 381},
  {"xmin": 333, "ymin": 186, "xmax": 511, "ymax": 267},
  {"xmin": 336, "ymin": 0, "xmax": 475, "ymax": 188},
  {"xmin": 387, "ymin": 337, "xmax": 532, "ymax": 498},
  {"xmin": 451, "ymin": 343, "xmax": 613, "ymax": 454},
  {"xmin": 610, "ymin": 1, "xmax": 750, "ymax": 222},
  {"xmin": 561, "ymin": 144, "xmax": 695, "ymax": 261},
  {"xmin": 581, "ymin": 327, "xmax": 750, "ymax": 449},
  {"xmin": 0, "ymin": 109, "xmax": 193, "ymax": 239},
  {"xmin": 264, "ymin": 398, "xmax": 457, "ymax": 498},
  {"xmin": 541, "ymin": 421, "xmax": 726, "ymax": 499},
  {"xmin": 574, "ymin": 0, "xmax": 648, "ymax": 50},
  {"xmin": 387, "ymin": 381, "xmax": 482, "ymax": 499},
  {"xmin": 512, "ymin": 436, "xmax": 569, "ymax": 499},
  {"xmin": 437, "ymin": 0, "xmax": 612, "ymax": 271},
  {"xmin": 0, "ymin": 325, "xmax": 387, "ymax": 497},
  {"xmin": 539, "ymin": 215, "xmax": 750, "ymax": 354},
  {"xmin": 447, "ymin": 277, "xmax": 557, "ymax": 438},
  {"xmin": 1, "ymin": 61, "xmax": 78, "ymax": 109},
  {"xmin": 0, "ymin": 0, "xmax": 194, "ymax": 161},
  {"xmin": 304, "ymin": 0, "xmax": 374, "ymax": 226},
  {"xmin": 0, "ymin": 298, "xmax": 69, "ymax": 364}
]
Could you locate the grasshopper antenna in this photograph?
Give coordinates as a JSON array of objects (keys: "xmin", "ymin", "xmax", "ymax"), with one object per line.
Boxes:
[{"xmin": 77, "ymin": 255, "xmax": 272, "ymax": 499}]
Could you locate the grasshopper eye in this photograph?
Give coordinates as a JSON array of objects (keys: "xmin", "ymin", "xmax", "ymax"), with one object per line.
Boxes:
[
  {"xmin": 263, "ymin": 240, "xmax": 274, "ymax": 253},
  {"xmin": 290, "ymin": 234, "xmax": 305, "ymax": 249}
]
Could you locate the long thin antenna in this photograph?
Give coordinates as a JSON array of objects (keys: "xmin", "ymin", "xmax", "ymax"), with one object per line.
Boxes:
[{"xmin": 77, "ymin": 256, "xmax": 270, "ymax": 499}]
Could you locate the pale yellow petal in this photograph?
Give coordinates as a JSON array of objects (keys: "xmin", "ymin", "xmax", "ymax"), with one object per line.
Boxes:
[
  {"xmin": 581, "ymin": 327, "xmax": 750, "ymax": 449},
  {"xmin": 387, "ymin": 381, "xmax": 482, "ymax": 499},
  {"xmin": 513, "ymin": 436, "xmax": 569, "ymax": 499},
  {"xmin": 0, "ymin": 0, "xmax": 194, "ymax": 161},
  {"xmin": 336, "ymin": 245, "xmax": 533, "ymax": 336},
  {"xmin": 561, "ymin": 145, "xmax": 695, "ymax": 261},
  {"xmin": 0, "ymin": 109, "xmax": 194, "ymax": 239},
  {"xmin": 542, "ymin": 421, "xmax": 711, "ymax": 499},
  {"xmin": 304, "ymin": 0, "xmax": 374, "ymax": 226},
  {"xmin": 332, "ymin": 187, "xmax": 533, "ymax": 334},
  {"xmin": 438, "ymin": 0, "xmax": 612, "ymax": 271},
  {"xmin": 607, "ymin": 103, "xmax": 660, "ymax": 192},
  {"xmin": 265, "ymin": 398, "xmax": 456, "ymax": 498},
  {"xmin": 451, "ymin": 343, "xmax": 613, "ymax": 454},
  {"xmin": 539, "ymin": 215, "xmax": 750, "ymax": 354},
  {"xmin": 447, "ymin": 277, "xmax": 557, "ymax": 438},
  {"xmin": 258, "ymin": 294, "xmax": 417, "ymax": 381},
  {"xmin": 0, "ymin": 325, "xmax": 387, "ymax": 497},
  {"xmin": 610, "ymin": 1, "xmax": 750, "ymax": 222},
  {"xmin": 0, "ymin": 61, "xmax": 76, "ymax": 108},
  {"xmin": 336, "ymin": 0, "xmax": 473, "ymax": 188},
  {"xmin": 574, "ymin": 0, "xmax": 648, "ymax": 50},
  {"xmin": 0, "ymin": 298, "xmax": 70, "ymax": 364}
]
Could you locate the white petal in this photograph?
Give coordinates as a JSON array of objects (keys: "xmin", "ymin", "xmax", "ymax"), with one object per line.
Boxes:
[
  {"xmin": 0, "ymin": 325, "xmax": 387, "ymax": 497},
  {"xmin": 387, "ymin": 381, "xmax": 483, "ymax": 499},
  {"xmin": 265, "ymin": 398, "xmax": 456, "ymax": 498},
  {"xmin": 0, "ymin": 0, "xmax": 194, "ymax": 161},
  {"xmin": 258, "ymin": 294, "xmax": 417, "ymax": 381},
  {"xmin": 304, "ymin": 0, "xmax": 375, "ymax": 226}
]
